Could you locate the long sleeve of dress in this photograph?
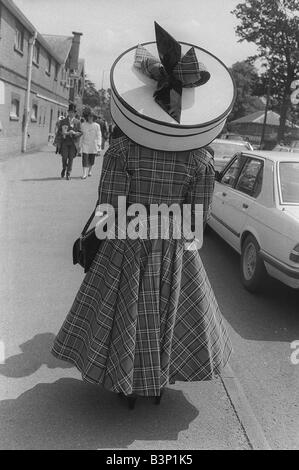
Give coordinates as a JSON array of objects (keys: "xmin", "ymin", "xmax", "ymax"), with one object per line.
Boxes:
[
  {"xmin": 186, "ymin": 148, "xmax": 215, "ymax": 236},
  {"xmin": 97, "ymin": 137, "xmax": 130, "ymax": 206}
]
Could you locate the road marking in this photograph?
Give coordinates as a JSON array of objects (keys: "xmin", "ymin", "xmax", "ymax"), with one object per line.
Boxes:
[{"xmin": 221, "ymin": 364, "xmax": 271, "ymax": 450}]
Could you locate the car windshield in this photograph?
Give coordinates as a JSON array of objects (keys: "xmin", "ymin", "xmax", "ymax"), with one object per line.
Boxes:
[
  {"xmin": 210, "ymin": 142, "xmax": 251, "ymax": 158},
  {"xmin": 279, "ymin": 162, "xmax": 299, "ymax": 204}
]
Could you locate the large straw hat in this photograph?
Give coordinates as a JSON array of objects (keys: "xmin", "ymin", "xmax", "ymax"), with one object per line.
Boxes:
[{"xmin": 110, "ymin": 22, "xmax": 236, "ymax": 151}]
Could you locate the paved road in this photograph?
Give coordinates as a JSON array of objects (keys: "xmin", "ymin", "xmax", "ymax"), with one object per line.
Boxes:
[
  {"xmin": 201, "ymin": 229, "xmax": 299, "ymax": 450},
  {"xmin": 0, "ymin": 147, "xmax": 249, "ymax": 450},
  {"xmin": 0, "ymin": 146, "xmax": 298, "ymax": 449}
]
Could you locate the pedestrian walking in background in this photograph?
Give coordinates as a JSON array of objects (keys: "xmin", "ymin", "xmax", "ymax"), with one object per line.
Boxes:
[
  {"xmin": 58, "ymin": 104, "xmax": 82, "ymax": 180},
  {"xmin": 81, "ymin": 108, "xmax": 102, "ymax": 179},
  {"xmin": 53, "ymin": 115, "xmax": 64, "ymax": 155},
  {"xmin": 108, "ymin": 122, "xmax": 113, "ymax": 145},
  {"xmin": 52, "ymin": 23, "xmax": 234, "ymax": 410},
  {"xmin": 77, "ymin": 115, "xmax": 86, "ymax": 157}
]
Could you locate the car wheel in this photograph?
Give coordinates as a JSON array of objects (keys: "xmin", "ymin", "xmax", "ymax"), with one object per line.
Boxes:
[{"xmin": 240, "ymin": 235, "xmax": 267, "ymax": 293}]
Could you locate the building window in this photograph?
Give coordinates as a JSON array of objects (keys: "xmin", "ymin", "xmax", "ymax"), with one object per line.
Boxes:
[
  {"xmin": 33, "ymin": 43, "xmax": 40, "ymax": 65},
  {"xmin": 15, "ymin": 23, "xmax": 24, "ymax": 53},
  {"xmin": 54, "ymin": 63, "xmax": 59, "ymax": 81},
  {"xmin": 31, "ymin": 104, "xmax": 38, "ymax": 122},
  {"xmin": 46, "ymin": 55, "xmax": 51, "ymax": 75},
  {"xmin": 10, "ymin": 97, "xmax": 20, "ymax": 120},
  {"xmin": 60, "ymin": 67, "xmax": 67, "ymax": 85}
]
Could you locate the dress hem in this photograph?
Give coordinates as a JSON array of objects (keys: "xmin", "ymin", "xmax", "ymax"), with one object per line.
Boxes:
[{"xmin": 51, "ymin": 345, "xmax": 232, "ymax": 397}]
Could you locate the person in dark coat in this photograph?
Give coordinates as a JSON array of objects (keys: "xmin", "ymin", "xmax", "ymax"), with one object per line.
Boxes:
[{"xmin": 58, "ymin": 104, "xmax": 82, "ymax": 180}]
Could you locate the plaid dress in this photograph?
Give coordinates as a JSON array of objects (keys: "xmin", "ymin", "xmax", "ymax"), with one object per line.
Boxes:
[{"xmin": 52, "ymin": 136, "xmax": 232, "ymax": 396}]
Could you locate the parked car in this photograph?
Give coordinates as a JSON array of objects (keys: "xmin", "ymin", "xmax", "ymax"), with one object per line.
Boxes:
[
  {"xmin": 290, "ymin": 141, "xmax": 299, "ymax": 154},
  {"xmin": 209, "ymin": 139, "xmax": 254, "ymax": 171},
  {"xmin": 208, "ymin": 151, "xmax": 299, "ymax": 292},
  {"xmin": 273, "ymin": 143, "xmax": 299, "ymax": 154},
  {"xmin": 273, "ymin": 144, "xmax": 292, "ymax": 152},
  {"xmin": 219, "ymin": 133, "xmax": 246, "ymax": 142},
  {"xmin": 291, "ymin": 140, "xmax": 299, "ymax": 149}
]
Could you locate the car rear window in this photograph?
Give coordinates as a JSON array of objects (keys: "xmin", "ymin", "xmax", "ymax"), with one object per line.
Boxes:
[{"xmin": 279, "ymin": 162, "xmax": 299, "ymax": 204}]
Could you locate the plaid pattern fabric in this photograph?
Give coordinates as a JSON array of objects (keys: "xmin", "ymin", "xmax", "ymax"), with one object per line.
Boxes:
[
  {"xmin": 173, "ymin": 47, "xmax": 210, "ymax": 87},
  {"xmin": 98, "ymin": 136, "xmax": 215, "ymax": 225},
  {"xmin": 134, "ymin": 44, "xmax": 210, "ymax": 87},
  {"xmin": 52, "ymin": 138, "xmax": 232, "ymax": 396},
  {"xmin": 134, "ymin": 44, "xmax": 162, "ymax": 81}
]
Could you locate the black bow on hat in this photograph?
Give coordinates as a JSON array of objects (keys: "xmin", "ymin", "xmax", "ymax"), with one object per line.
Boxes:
[{"xmin": 134, "ymin": 22, "xmax": 210, "ymax": 123}]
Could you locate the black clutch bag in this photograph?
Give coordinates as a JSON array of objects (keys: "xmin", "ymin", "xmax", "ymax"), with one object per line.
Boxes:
[{"xmin": 73, "ymin": 202, "xmax": 104, "ymax": 273}]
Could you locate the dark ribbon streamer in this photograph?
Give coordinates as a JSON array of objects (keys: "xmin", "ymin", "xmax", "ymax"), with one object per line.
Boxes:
[{"xmin": 133, "ymin": 22, "xmax": 211, "ymax": 123}]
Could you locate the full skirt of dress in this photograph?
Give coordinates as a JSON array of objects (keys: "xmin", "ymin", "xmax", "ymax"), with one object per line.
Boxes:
[{"xmin": 52, "ymin": 231, "xmax": 232, "ymax": 397}]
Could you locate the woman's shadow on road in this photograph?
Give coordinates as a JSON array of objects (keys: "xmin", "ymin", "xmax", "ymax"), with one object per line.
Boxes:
[
  {"xmin": 0, "ymin": 333, "xmax": 72, "ymax": 378},
  {"xmin": 0, "ymin": 378, "xmax": 199, "ymax": 450},
  {"xmin": 0, "ymin": 333, "xmax": 199, "ymax": 449}
]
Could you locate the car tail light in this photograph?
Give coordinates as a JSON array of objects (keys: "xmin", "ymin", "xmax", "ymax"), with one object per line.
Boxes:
[{"xmin": 290, "ymin": 244, "xmax": 299, "ymax": 262}]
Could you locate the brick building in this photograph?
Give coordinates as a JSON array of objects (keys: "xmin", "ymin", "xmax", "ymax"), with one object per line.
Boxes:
[{"xmin": 0, "ymin": 0, "xmax": 84, "ymax": 156}]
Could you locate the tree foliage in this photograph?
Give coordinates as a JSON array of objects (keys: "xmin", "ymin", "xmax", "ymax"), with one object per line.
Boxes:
[
  {"xmin": 228, "ymin": 61, "xmax": 265, "ymax": 121},
  {"xmin": 232, "ymin": 0, "xmax": 299, "ymax": 140},
  {"xmin": 83, "ymin": 76, "xmax": 101, "ymax": 108},
  {"xmin": 82, "ymin": 77, "xmax": 112, "ymax": 121}
]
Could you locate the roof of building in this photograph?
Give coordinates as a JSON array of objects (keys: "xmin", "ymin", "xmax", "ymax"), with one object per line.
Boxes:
[
  {"xmin": 230, "ymin": 110, "xmax": 298, "ymax": 128},
  {"xmin": 2, "ymin": 0, "xmax": 64, "ymax": 64},
  {"xmin": 42, "ymin": 35, "xmax": 73, "ymax": 63}
]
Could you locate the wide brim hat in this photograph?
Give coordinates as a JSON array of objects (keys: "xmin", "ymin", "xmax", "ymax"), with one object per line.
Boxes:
[{"xmin": 110, "ymin": 23, "xmax": 236, "ymax": 152}]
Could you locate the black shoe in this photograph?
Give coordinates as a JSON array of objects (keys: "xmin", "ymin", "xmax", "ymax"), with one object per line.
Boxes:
[
  {"xmin": 118, "ymin": 392, "xmax": 137, "ymax": 409},
  {"xmin": 61, "ymin": 169, "xmax": 65, "ymax": 178},
  {"xmin": 154, "ymin": 389, "xmax": 164, "ymax": 405},
  {"xmin": 127, "ymin": 395, "xmax": 137, "ymax": 410}
]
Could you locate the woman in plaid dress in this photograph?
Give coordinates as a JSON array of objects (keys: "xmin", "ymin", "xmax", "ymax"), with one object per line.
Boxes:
[
  {"xmin": 52, "ymin": 23, "xmax": 234, "ymax": 408},
  {"xmin": 52, "ymin": 135, "xmax": 232, "ymax": 406}
]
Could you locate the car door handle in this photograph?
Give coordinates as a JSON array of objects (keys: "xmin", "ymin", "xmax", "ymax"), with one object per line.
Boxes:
[
  {"xmin": 243, "ymin": 203, "xmax": 249, "ymax": 209},
  {"xmin": 222, "ymin": 192, "xmax": 227, "ymax": 197}
]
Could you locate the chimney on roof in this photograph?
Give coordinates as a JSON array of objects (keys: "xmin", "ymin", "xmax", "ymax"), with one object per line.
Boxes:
[{"xmin": 69, "ymin": 32, "xmax": 83, "ymax": 72}]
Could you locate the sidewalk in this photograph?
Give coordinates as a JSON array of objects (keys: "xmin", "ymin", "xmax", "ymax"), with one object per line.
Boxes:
[{"xmin": 0, "ymin": 146, "xmax": 251, "ymax": 450}]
